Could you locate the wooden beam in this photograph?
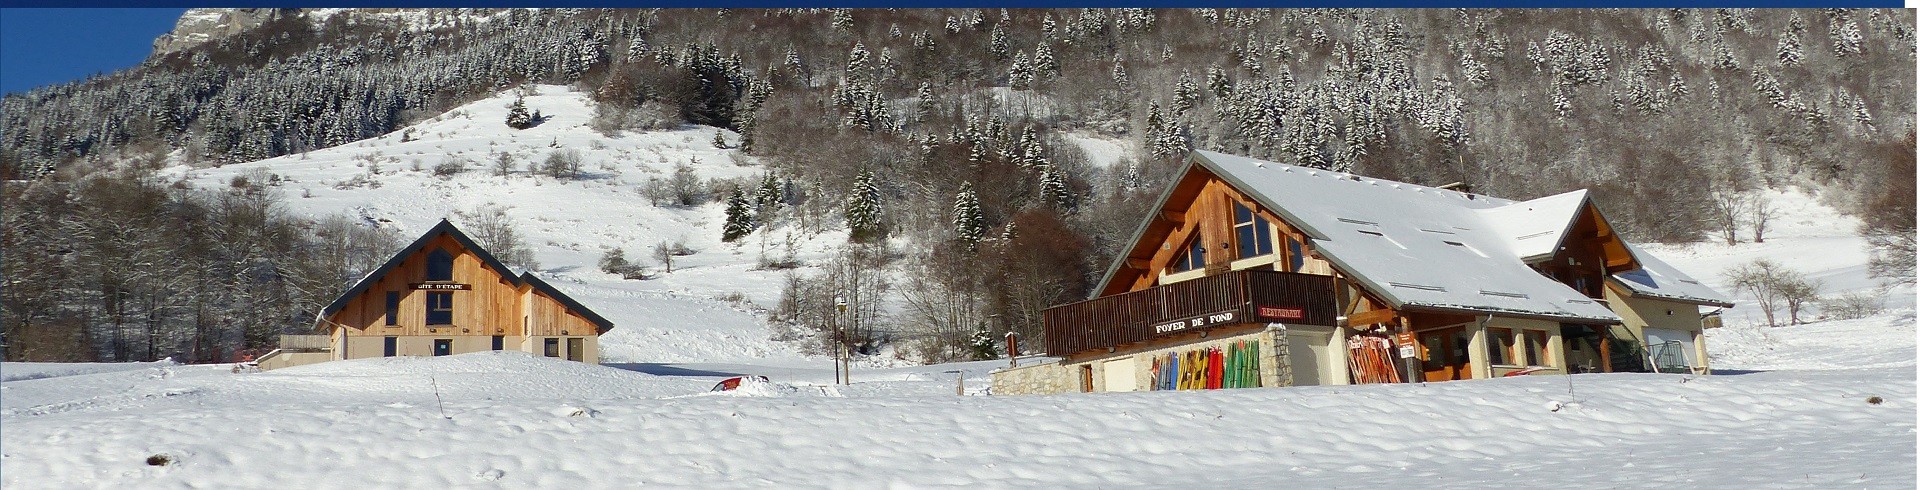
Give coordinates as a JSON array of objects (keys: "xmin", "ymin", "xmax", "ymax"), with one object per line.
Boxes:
[
  {"xmin": 1159, "ymin": 211, "xmax": 1186, "ymax": 224},
  {"xmin": 1348, "ymin": 308, "xmax": 1398, "ymax": 327},
  {"xmin": 1125, "ymin": 257, "xmax": 1151, "ymax": 270}
]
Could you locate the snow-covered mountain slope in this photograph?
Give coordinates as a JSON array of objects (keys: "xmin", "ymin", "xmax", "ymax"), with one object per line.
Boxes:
[
  {"xmin": 162, "ymin": 85, "xmax": 841, "ymax": 365},
  {"xmin": 33, "ymin": 85, "xmax": 1895, "ymax": 488},
  {"xmin": 1642, "ymin": 187, "xmax": 1915, "ymax": 322}
]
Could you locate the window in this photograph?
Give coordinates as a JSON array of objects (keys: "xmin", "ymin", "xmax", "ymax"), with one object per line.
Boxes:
[
  {"xmin": 492, "ymin": 335, "xmax": 505, "ymax": 351},
  {"xmin": 433, "ymin": 339, "xmax": 452, "ymax": 356},
  {"xmin": 1171, "ymin": 235, "xmax": 1207, "ymax": 273},
  {"xmin": 426, "ymin": 292, "xmax": 453, "ymax": 325},
  {"xmin": 426, "ymin": 249, "xmax": 454, "ymax": 281},
  {"xmin": 1525, "ymin": 331, "xmax": 1550, "ymax": 367},
  {"xmin": 544, "ymin": 338, "xmax": 560, "ymax": 357},
  {"xmin": 1488, "ymin": 328, "xmax": 1515, "ymax": 365},
  {"xmin": 385, "ymin": 292, "xmax": 400, "ymax": 326},
  {"xmin": 1233, "ymin": 202, "xmax": 1275, "ymax": 259},
  {"xmin": 383, "ymin": 336, "xmax": 397, "ymax": 357},
  {"xmin": 567, "ymin": 338, "xmax": 584, "ymax": 362},
  {"xmin": 1287, "ymin": 237, "xmax": 1304, "ymax": 271}
]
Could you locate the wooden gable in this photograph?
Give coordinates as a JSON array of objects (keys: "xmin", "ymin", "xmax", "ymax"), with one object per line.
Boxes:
[
  {"xmin": 318, "ymin": 220, "xmax": 614, "ymax": 337},
  {"xmin": 1097, "ymin": 159, "xmax": 1327, "ymax": 297}
]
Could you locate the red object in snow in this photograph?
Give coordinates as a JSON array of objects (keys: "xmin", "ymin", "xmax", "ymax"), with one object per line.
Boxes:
[
  {"xmin": 1502, "ymin": 367, "xmax": 1548, "ymax": 377},
  {"xmin": 710, "ymin": 376, "xmax": 769, "ymax": 392}
]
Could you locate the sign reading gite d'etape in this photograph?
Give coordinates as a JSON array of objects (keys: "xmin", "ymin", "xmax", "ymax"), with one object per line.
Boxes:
[
  {"xmin": 410, "ymin": 283, "xmax": 471, "ymax": 290},
  {"xmin": 1151, "ymin": 311, "xmax": 1237, "ymax": 335}
]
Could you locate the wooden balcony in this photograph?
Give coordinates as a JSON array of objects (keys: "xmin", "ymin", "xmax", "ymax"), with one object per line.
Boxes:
[{"xmin": 1043, "ymin": 269, "xmax": 1338, "ymax": 357}]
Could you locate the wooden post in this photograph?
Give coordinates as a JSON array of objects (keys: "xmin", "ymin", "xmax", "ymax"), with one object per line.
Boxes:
[
  {"xmin": 1599, "ymin": 327, "xmax": 1613, "ymax": 373},
  {"xmin": 1399, "ymin": 316, "xmax": 1420, "ymax": 384},
  {"xmin": 1005, "ymin": 332, "xmax": 1018, "ymax": 369}
]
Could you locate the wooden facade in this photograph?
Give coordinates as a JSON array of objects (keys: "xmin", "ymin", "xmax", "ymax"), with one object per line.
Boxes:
[
  {"xmin": 312, "ymin": 219, "xmax": 612, "ymax": 365},
  {"xmin": 1000, "ymin": 151, "xmax": 1731, "ymax": 394},
  {"xmin": 1044, "ymin": 269, "xmax": 1337, "ymax": 359}
]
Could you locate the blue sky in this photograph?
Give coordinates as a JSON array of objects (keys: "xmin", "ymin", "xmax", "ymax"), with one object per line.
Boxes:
[{"xmin": 1, "ymin": 8, "xmax": 187, "ymax": 96}]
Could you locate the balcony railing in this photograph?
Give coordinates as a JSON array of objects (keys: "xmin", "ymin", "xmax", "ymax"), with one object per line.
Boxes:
[{"xmin": 1043, "ymin": 269, "xmax": 1337, "ymax": 356}]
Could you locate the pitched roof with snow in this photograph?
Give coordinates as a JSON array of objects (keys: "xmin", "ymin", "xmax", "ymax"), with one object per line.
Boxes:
[
  {"xmin": 1609, "ymin": 243, "xmax": 1736, "ymax": 307},
  {"xmin": 319, "ymin": 219, "xmax": 613, "ymax": 332},
  {"xmin": 1163, "ymin": 151, "xmax": 1625, "ymax": 323}
]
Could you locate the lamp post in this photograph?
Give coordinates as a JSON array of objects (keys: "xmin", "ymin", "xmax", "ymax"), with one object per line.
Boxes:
[{"xmin": 834, "ymin": 294, "xmax": 849, "ymax": 385}]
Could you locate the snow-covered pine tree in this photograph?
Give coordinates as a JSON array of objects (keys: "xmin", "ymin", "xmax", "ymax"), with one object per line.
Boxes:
[
  {"xmin": 845, "ymin": 170, "xmax": 885, "ymax": 243},
  {"xmin": 1038, "ymin": 165, "xmax": 1074, "ymax": 212},
  {"xmin": 754, "ymin": 173, "xmax": 784, "ymax": 223},
  {"xmin": 952, "ymin": 182, "xmax": 986, "ymax": 251},
  {"xmin": 506, "ymin": 97, "xmax": 534, "ymax": 129},
  {"xmin": 1174, "ymin": 71, "xmax": 1201, "ymax": 115},
  {"xmin": 723, "ymin": 189, "xmax": 755, "ymax": 242}
]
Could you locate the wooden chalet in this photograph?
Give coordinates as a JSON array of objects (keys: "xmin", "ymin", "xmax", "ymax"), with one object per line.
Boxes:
[
  {"xmin": 258, "ymin": 220, "xmax": 613, "ymax": 370},
  {"xmin": 992, "ymin": 151, "xmax": 1732, "ymax": 394}
]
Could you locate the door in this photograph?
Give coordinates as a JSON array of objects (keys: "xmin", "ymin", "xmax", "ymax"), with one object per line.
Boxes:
[
  {"xmin": 1102, "ymin": 358, "xmax": 1137, "ymax": 392},
  {"xmin": 1288, "ymin": 330, "xmax": 1331, "ymax": 386},
  {"xmin": 383, "ymin": 336, "xmax": 397, "ymax": 357},
  {"xmin": 432, "ymin": 339, "xmax": 452, "ymax": 356},
  {"xmin": 566, "ymin": 338, "xmax": 584, "ymax": 362},
  {"xmin": 1643, "ymin": 328, "xmax": 1696, "ymax": 373},
  {"xmin": 1419, "ymin": 327, "xmax": 1472, "ymax": 382}
]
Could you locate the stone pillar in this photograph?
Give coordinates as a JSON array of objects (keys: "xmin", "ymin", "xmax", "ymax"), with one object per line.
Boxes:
[{"xmin": 1259, "ymin": 324, "xmax": 1293, "ymax": 387}]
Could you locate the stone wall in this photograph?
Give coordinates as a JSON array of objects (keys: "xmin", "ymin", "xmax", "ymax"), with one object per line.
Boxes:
[{"xmin": 990, "ymin": 361, "xmax": 1077, "ymax": 396}]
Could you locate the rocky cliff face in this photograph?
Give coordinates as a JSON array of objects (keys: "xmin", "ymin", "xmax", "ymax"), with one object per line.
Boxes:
[{"xmin": 150, "ymin": 8, "xmax": 291, "ymax": 56}]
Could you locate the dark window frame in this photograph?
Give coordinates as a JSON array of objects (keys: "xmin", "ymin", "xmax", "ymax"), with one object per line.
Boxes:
[
  {"xmin": 426, "ymin": 248, "xmax": 454, "ymax": 282},
  {"xmin": 385, "ymin": 292, "xmax": 401, "ymax": 326},
  {"xmin": 1171, "ymin": 234, "xmax": 1207, "ymax": 273},
  {"xmin": 1488, "ymin": 328, "xmax": 1515, "ymax": 366},
  {"xmin": 1232, "ymin": 202, "xmax": 1275, "ymax": 260},
  {"xmin": 425, "ymin": 292, "xmax": 453, "ymax": 325},
  {"xmin": 433, "ymin": 338, "xmax": 452, "ymax": 356},
  {"xmin": 543, "ymin": 338, "xmax": 560, "ymax": 357},
  {"xmin": 1524, "ymin": 330, "xmax": 1551, "ymax": 367}
]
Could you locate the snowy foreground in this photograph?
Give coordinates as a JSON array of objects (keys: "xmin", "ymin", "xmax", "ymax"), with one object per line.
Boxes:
[{"xmin": 4, "ymin": 313, "xmax": 1914, "ymax": 488}]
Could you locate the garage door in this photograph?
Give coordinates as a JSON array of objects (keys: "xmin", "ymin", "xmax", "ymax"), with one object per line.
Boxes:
[
  {"xmin": 1643, "ymin": 328, "xmax": 1697, "ymax": 373},
  {"xmin": 1288, "ymin": 331, "xmax": 1332, "ymax": 386},
  {"xmin": 1102, "ymin": 358, "xmax": 1138, "ymax": 392}
]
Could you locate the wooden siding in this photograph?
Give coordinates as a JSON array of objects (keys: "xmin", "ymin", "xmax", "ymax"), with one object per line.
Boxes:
[
  {"xmin": 525, "ymin": 289, "xmax": 600, "ymax": 337},
  {"xmin": 1105, "ymin": 163, "xmax": 1335, "ymax": 297},
  {"xmin": 320, "ymin": 233, "xmax": 612, "ymax": 340},
  {"xmin": 1044, "ymin": 269, "xmax": 1336, "ymax": 357}
]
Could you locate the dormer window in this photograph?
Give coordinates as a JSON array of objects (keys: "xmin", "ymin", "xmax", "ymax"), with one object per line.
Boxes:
[
  {"xmin": 1233, "ymin": 202, "xmax": 1275, "ymax": 259},
  {"xmin": 426, "ymin": 249, "xmax": 453, "ymax": 281}
]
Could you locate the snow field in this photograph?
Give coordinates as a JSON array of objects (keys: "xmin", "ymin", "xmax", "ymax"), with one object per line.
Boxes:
[{"xmin": 2, "ymin": 351, "xmax": 1910, "ymax": 488}]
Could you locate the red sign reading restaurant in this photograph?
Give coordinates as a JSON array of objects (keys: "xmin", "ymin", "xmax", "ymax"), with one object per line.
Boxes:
[{"xmin": 1256, "ymin": 305, "xmax": 1306, "ymax": 320}]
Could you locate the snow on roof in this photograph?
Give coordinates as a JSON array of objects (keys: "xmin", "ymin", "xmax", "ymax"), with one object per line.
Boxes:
[
  {"xmin": 1191, "ymin": 150, "xmax": 1622, "ymax": 323},
  {"xmin": 1611, "ymin": 242, "xmax": 1736, "ymax": 307},
  {"xmin": 1475, "ymin": 189, "xmax": 1590, "ymax": 263}
]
